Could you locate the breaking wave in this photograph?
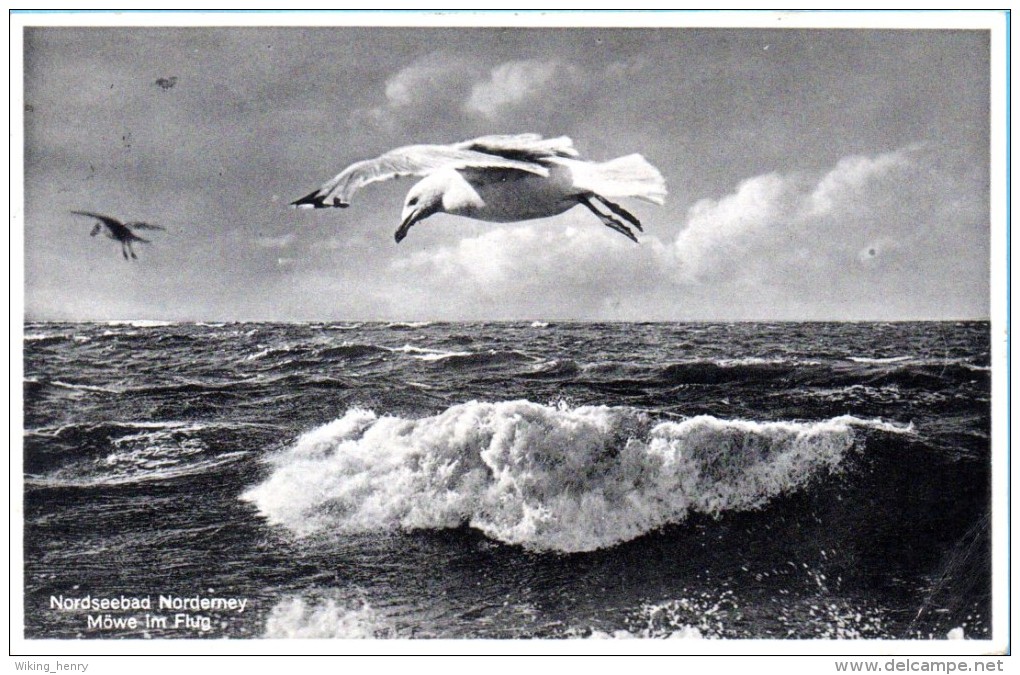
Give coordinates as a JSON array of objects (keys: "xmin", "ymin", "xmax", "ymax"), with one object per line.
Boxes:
[
  {"xmin": 242, "ymin": 400, "xmax": 910, "ymax": 552},
  {"xmin": 263, "ymin": 597, "xmax": 396, "ymax": 639},
  {"xmin": 105, "ymin": 320, "xmax": 174, "ymax": 328}
]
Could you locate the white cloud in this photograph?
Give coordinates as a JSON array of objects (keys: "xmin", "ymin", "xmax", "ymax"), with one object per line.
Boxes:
[
  {"xmin": 382, "ymin": 52, "xmax": 479, "ymax": 109},
  {"xmin": 354, "ymin": 55, "xmax": 589, "ymax": 132},
  {"xmin": 464, "ymin": 60, "xmax": 575, "ymax": 119},
  {"xmin": 805, "ymin": 150, "xmax": 913, "ymax": 218},
  {"xmin": 388, "ymin": 212, "xmax": 670, "ymax": 319},
  {"xmin": 672, "ymin": 147, "xmax": 919, "ymax": 283},
  {"xmin": 353, "ymin": 52, "xmax": 481, "ymax": 132}
]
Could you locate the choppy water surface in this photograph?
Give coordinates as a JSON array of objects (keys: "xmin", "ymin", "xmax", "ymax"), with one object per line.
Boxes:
[{"xmin": 23, "ymin": 321, "xmax": 991, "ymax": 640}]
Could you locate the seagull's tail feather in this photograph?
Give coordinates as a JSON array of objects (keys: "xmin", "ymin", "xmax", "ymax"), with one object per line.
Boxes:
[{"xmin": 573, "ymin": 154, "xmax": 667, "ymax": 205}]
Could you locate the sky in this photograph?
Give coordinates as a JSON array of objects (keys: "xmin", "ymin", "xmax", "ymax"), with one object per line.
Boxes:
[{"xmin": 19, "ymin": 18, "xmax": 994, "ymax": 321}]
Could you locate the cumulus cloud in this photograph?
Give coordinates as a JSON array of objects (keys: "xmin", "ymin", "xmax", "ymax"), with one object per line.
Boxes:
[
  {"xmin": 672, "ymin": 147, "xmax": 919, "ymax": 283},
  {"xmin": 464, "ymin": 59, "xmax": 578, "ymax": 119},
  {"xmin": 382, "ymin": 52, "xmax": 480, "ymax": 110},
  {"xmin": 353, "ymin": 52, "xmax": 481, "ymax": 132},
  {"xmin": 354, "ymin": 55, "xmax": 590, "ymax": 132},
  {"xmin": 388, "ymin": 213, "xmax": 671, "ymax": 319}
]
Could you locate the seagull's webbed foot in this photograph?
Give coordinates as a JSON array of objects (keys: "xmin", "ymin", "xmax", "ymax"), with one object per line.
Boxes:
[
  {"xmin": 592, "ymin": 195, "xmax": 644, "ymax": 232},
  {"xmin": 122, "ymin": 245, "xmax": 129, "ymax": 260},
  {"xmin": 581, "ymin": 197, "xmax": 639, "ymax": 243}
]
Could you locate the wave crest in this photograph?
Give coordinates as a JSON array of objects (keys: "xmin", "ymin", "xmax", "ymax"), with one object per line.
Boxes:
[
  {"xmin": 242, "ymin": 401, "xmax": 892, "ymax": 552},
  {"xmin": 263, "ymin": 597, "xmax": 395, "ymax": 639}
]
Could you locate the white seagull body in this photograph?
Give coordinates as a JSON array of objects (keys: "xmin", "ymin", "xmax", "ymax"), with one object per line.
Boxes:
[{"xmin": 291, "ymin": 134, "xmax": 666, "ymax": 243}]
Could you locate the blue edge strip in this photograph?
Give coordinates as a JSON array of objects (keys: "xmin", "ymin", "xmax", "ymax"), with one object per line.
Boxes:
[{"xmin": 1005, "ymin": 8, "xmax": 1011, "ymax": 659}]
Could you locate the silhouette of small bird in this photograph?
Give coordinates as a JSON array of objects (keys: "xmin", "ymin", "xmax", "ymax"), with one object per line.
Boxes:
[
  {"xmin": 291, "ymin": 134, "xmax": 666, "ymax": 243},
  {"xmin": 71, "ymin": 211, "xmax": 166, "ymax": 260}
]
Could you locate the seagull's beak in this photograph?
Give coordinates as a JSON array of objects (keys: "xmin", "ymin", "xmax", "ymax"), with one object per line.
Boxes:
[{"xmin": 394, "ymin": 210, "xmax": 421, "ymax": 244}]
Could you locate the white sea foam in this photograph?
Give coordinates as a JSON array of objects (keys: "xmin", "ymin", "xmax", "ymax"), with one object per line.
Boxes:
[
  {"xmin": 26, "ymin": 451, "xmax": 249, "ymax": 488},
  {"xmin": 263, "ymin": 597, "xmax": 395, "ymax": 639},
  {"xmin": 105, "ymin": 320, "xmax": 174, "ymax": 328},
  {"xmin": 25, "ymin": 421, "xmax": 254, "ymax": 487},
  {"xmin": 25, "ymin": 332, "xmax": 67, "ymax": 342},
  {"xmin": 712, "ymin": 357, "xmax": 789, "ymax": 367},
  {"xmin": 586, "ymin": 626, "xmax": 703, "ymax": 639},
  {"xmin": 390, "ymin": 344, "xmax": 473, "ymax": 361},
  {"xmin": 51, "ymin": 380, "xmax": 123, "ymax": 394},
  {"xmin": 530, "ymin": 321, "xmax": 550, "ymax": 328},
  {"xmin": 242, "ymin": 401, "xmax": 907, "ymax": 552},
  {"xmin": 848, "ymin": 356, "xmax": 913, "ymax": 364},
  {"xmin": 385, "ymin": 321, "xmax": 432, "ymax": 329}
]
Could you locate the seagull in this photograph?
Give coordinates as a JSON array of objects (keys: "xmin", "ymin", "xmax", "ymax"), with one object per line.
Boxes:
[
  {"xmin": 71, "ymin": 210, "xmax": 166, "ymax": 260},
  {"xmin": 291, "ymin": 134, "xmax": 666, "ymax": 243}
]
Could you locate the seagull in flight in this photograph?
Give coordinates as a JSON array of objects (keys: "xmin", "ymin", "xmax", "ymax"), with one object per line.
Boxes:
[
  {"xmin": 71, "ymin": 210, "xmax": 166, "ymax": 260},
  {"xmin": 291, "ymin": 134, "xmax": 666, "ymax": 243}
]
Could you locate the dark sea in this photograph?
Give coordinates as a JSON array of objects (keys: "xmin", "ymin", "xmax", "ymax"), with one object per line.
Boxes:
[{"xmin": 22, "ymin": 321, "xmax": 992, "ymax": 641}]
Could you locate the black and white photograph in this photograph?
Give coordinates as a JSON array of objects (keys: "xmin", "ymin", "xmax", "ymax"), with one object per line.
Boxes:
[{"xmin": 11, "ymin": 9, "xmax": 1009, "ymax": 660}]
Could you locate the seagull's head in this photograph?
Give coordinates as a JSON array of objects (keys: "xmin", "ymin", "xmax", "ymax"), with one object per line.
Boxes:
[{"xmin": 395, "ymin": 179, "xmax": 445, "ymax": 243}]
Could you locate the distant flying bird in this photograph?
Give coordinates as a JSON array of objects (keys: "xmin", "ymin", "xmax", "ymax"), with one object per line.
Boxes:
[
  {"xmin": 291, "ymin": 134, "xmax": 666, "ymax": 243},
  {"xmin": 71, "ymin": 211, "xmax": 166, "ymax": 260}
]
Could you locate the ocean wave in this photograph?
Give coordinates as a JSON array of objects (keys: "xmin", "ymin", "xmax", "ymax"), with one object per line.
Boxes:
[
  {"xmin": 530, "ymin": 321, "xmax": 550, "ymax": 328},
  {"xmin": 857, "ymin": 364, "xmax": 990, "ymax": 390},
  {"xmin": 657, "ymin": 360, "xmax": 801, "ymax": 385},
  {"xmin": 242, "ymin": 401, "xmax": 906, "ymax": 552},
  {"xmin": 578, "ymin": 593, "xmax": 737, "ymax": 639},
  {"xmin": 848, "ymin": 356, "xmax": 914, "ymax": 364},
  {"xmin": 385, "ymin": 321, "xmax": 432, "ymax": 330},
  {"xmin": 25, "ymin": 333, "xmax": 70, "ymax": 344},
  {"xmin": 25, "ymin": 420, "xmax": 263, "ymax": 487},
  {"xmin": 243, "ymin": 344, "xmax": 313, "ymax": 361},
  {"xmin": 389, "ymin": 345, "xmax": 473, "ymax": 361},
  {"xmin": 98, "ymin": 329, "xmax": 142, "ymax": 338},
  {"xmin": 105, "ymin": 320, "xmax": 174, "ymax": 328},
  {"xmin": 390, "ymin": 344, "xmax": 534, "ymax": 367},
  {"xmin": 713, "ymin": 357, "xmax": 797, "ymax": 367},
  {"xmin": 317, "ymin": 343, "xmax": 390, "ymax": 360},
  {"xmin": 25, "ymin": 451, "xmax": 249, "ymax": 488},
  {"xmin": 25, "ymin": 420, "xmax": 194, "ymax": 438},
  {"xmin": 524, "ymin": 359, "xmax": 581, "ymax": 378},
  {"xmin": 263, "ymin": 597, "xmax": 396, "ymax": 639},
  {"xmin": 50, "ymin": 380, "xmax": 124, "ymax": 394}
]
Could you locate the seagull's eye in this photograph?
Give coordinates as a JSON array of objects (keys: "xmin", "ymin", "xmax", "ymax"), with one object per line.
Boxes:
[{"xmin": 408, "ymin": 197, "xmax": 419, "ymax": 207}]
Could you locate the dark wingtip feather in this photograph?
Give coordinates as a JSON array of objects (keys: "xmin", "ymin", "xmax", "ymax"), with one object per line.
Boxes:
[
  {"xmin": 290, "ymin": 190, "xmax": 350, "ymax": 209},
  {"xmin": 290, "ymin": 190, "xmax": 326, "ymax": 209},
  {"xmin": 289, "ymin": 190, "xmax": 352, "ymax": 209}
]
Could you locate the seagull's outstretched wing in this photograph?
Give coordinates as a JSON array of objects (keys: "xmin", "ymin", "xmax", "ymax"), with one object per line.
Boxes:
[
  {"xmin": 291, "ymin": 144, "xmax": 550, "ymax": 209},
  {"xmin": 454, "ymin": 134, "xmax": 579, "ymax": 163},
  {"xmin": 125, "ymin": 221, "xmax": 166, "ymax": 231},
  {"xmin": 71, "ymin": 210, "xmax": 122, "ymax": 228}
]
